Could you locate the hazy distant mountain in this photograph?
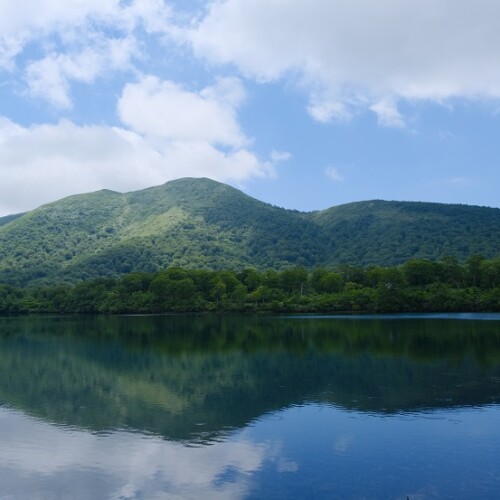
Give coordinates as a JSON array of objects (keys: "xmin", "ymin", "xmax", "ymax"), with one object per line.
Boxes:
[
  {"xmin": 0, "ymin": 177, "xmax": 498, "ymax": 286},
  {"xmin": 0, "ymin": 212, "xmax": 24, "ymax": 227}
]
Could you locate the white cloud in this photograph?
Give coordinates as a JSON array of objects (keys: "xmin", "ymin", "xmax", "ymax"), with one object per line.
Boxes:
[
  {"xmin": 200, "ymin": 76, "xmax": 247, "ymax": 109},
  {"xmin": 188, "ymin": 0, "xmax": 500, "ymax": 124},
  {"xmin": 0, "ymin": 35, "xmax": 24, "ymax": 70},
  {"xmin": 25, "ymin": 55, "xmax": 72, "ymax": 108},
  {"xmin": 25, "ymin": 37, "xmax": 137, "ymax": 108},
  {"xmin": 0, "ymin": 0, "xmax": 172, "ymax": 44},
  {"xmin": 0, "ymin": 114, "xmax": 280, "ymax": 215},
  {"xmin": 0, "ymin": 0, "xmax": 173, "ymax": 106},
  {"xmin": 115, "ymin": 75, "xmax": 285, "ymax": 193},
  {"xmin": 307, "ymin": 99, "xmax": 351, "ymax": 124},
  {"xmin": 0, "ymin": 0, "xmax": 120, "ymax": 36},
  {"xmin": 6, "ymin": 0, "xmax": 500, "ymax": 126},
  {"xmin": 325, "ymin": 166, "xmax": 344, "ymax": 182},
  {"xmin": 0, "ymin": 0, "xmax": 121, "ymax": 70},
  {"xmin": 270, "ymin": 150, "xmax": 292, "ymax": 162},
  {"xmin": 155, "ymin": 140, "xmax": 275, "ymax": 182},
  {"xmin": 0, "ymin": 118, "xmax": 159, "ymax": 214},
  {"xmin": 370, "ymin": 99, "xmax": 405, "ymax": 128},
  {"xmin": 118, "ymin": 76, "xmax": 247, "ymax": 147}
]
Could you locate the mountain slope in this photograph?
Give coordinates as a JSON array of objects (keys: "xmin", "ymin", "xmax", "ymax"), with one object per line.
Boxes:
[
  {"xmin": 0, "ymin": 177, "xmax": 498, "ymax": 286},
  {"xmin": 0, "ymin": 178, "xmax": 326, "ymax": 285},
  {"xmin": 313, "ymin": 199, "xmax": 500, "ymax": 266}
]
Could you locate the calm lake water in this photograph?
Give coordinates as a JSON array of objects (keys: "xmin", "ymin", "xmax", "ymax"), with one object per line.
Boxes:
[{"xmin": 0, "ymin": 314, "xmax": 499, "ymax": 499}]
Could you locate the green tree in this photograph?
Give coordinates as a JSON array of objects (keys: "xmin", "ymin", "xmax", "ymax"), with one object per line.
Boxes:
[
  {"xmin": 480, "ymin": 257, "xmax": 500, "ymax": 288},
  {"xmin": 438, "ymin": 256, "xmax": 464, "ymax": 287},
  {"xmin": 279, "ymin": 266, "xmax": 308, "ymax": 295},
  {"xmin": 403, "ymin": 259, "xmax": 438, "ymax": 286},
  {"xmin": 466, "ymin": 255, "xmax": 485, "ymax": 287}
]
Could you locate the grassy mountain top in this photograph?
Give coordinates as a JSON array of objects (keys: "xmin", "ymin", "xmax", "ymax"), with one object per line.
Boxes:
[{"xmin": 0, "ymin": 177, "xmax": 499, "ymax": 286}]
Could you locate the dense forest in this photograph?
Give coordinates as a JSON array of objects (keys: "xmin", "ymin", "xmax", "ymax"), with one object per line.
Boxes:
[
  {"xmin": 0, "ymin": 178, "xmax": 499, "ymax": 287},
  {"xmin": 1, "ymin": 255, "xmax": 498, "ymax": 314}
]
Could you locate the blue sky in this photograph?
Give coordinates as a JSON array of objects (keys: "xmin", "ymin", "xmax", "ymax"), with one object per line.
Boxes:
[{"xmin": 1, "ymin": 0, "xmax": 499, "ymax": 215}]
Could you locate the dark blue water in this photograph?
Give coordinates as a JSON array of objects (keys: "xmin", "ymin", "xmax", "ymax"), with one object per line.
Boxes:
[{"xmin": 0, "ymin": 314, "xmax": 499, "ymax": 499}]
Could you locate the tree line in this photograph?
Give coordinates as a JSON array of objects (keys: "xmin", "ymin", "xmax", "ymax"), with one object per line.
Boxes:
[{"xmin": 0, "ymin": 255, "xmax": 498, "ymax": 314}]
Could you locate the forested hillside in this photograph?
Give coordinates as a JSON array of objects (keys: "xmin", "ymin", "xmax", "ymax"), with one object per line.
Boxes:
[
  {"xmin": 313, "ymin": 200, "xmax": 500, "ymax": 265},
  {"xmin": 0, "ymin": 177, "xmax": 499, "ymax": 286}
]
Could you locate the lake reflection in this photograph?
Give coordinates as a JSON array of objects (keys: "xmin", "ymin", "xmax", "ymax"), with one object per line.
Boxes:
[{"xmin": 0, "ymin": 314, "xmax": 499, "ymax": 499}]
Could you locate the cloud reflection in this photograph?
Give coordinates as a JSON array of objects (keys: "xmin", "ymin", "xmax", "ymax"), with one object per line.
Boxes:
[{"xmin": 0, "ymin": 407, "xmax": 268, "ymax": 499}]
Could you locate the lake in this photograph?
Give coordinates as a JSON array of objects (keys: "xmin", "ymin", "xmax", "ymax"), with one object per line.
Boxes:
[{"xmin": 0, "ymin": 314, "xmax": 499, "ymax": 499}]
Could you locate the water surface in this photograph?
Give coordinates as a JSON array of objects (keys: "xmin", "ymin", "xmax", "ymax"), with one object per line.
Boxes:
[{"xmin": 0, "ymin": 314, "xmax": 499, "ymax": 499}]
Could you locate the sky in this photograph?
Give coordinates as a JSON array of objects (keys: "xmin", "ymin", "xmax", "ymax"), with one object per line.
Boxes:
[{"xmin": 1, "ymin": 0, "xmax": 499, "ymax": 216}]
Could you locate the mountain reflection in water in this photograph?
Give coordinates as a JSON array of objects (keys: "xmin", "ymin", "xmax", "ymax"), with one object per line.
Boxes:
[
  {"xmin": 0, "ymin": 314, "xmax": 498, "ymax": 499},
  {"xmin": 0, "ymin": 314, "xmax": 499, "ymax": 440}
]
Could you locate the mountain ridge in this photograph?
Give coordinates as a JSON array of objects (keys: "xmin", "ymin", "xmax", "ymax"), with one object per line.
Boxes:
[{"xmin": 0, "ymin": 177, "xmax": 499, "ymax": 286}]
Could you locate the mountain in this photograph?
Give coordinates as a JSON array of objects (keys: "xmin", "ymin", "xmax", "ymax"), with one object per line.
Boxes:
[
  {"xmin": 0, "ymin": 212, "xmax": 24, "ymax": 227},
  {"xmin": 0, "ymin": 177, "xmax": 499, "ymax": 286},
  {"xmin": 312, "ymin": 199, "xmax": 500, "ymax": 265}
]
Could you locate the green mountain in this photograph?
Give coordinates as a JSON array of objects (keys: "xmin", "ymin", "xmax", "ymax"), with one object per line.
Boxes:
[
  {"xmin": 0, "ymin": 177, "xmax": 499, "ymax": 286},
  {"xmin": 312, "ymin": 199, "xmax": 500, "ymax": 265},
  {"xmin": 0, "ymin": 212, "xmax": 24, "ymax": 227}
]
